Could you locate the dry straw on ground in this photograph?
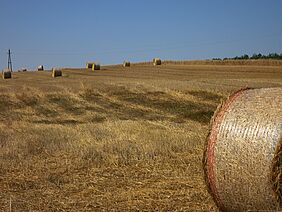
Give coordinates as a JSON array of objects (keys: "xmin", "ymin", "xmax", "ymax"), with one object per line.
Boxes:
[
  {"xmin": 123, "ymin": 61, "xmax": 130, "ymax": 67},
  {"xmin": 2, "ymin": 69, "xmax": 12, "ymax": 79},
  {"xmin": 153, "ymin": 58, "xmax": 161, "ymax": 66},
  {"xmin": 203, "ymin": 87, "xmax": 282, "ymax": 211},
  {"xmin": 0, "ymin": 64, "xmax": 281, "ymax": 211},
  {"xmin": 163, "ymin": 59, "xmax": 282, "ymax": 66},
  {"xmin": 52, "ymin": 68, "xmax": 62, "ymax": 78}
]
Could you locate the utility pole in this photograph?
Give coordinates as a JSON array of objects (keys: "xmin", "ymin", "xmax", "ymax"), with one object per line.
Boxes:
[{"xmin": 7, "ymin": 49, "xmax": 13, "ymax": 72}]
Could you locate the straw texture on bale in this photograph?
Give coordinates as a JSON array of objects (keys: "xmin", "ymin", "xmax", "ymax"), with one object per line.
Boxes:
[
  {"xmin": 38, "ymin": 65, "xmax": 44, "ymax": 71},
  {"xmin": 153, "ymin": 58, "xmax": 161, "ymax": 66},
  {"xmin": 203, "ymin": 87, "xmax": 282, "ymax": 211},
  {"xmin": 272, "ymin": 136, "xmax": 282, "ymax": 208},
  {"xmin": 2, "ymin": 70, "xmax": 12, "ymax": 79},
  {"xmin": 123, "ymin": 61, "xmax": 130, "ymax": 67},
  {"xmin": 52, "ymin": 68, "xmax": 62, "ymax": 78}
]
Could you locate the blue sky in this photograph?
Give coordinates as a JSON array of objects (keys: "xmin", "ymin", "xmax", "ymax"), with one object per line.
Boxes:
[{"xmin": 1, "ymin": 0, "xmax": 282, "ymax": 70}]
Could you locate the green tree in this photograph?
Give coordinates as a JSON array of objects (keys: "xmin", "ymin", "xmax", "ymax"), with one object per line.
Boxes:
[{"xmin": 242, "ymin": 54, "xmax": 249, "ymax": 59}]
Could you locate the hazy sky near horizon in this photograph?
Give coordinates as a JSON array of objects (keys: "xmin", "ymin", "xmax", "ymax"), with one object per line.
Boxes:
[{"xmin": 1, "ymin": 0, "xmax": 282, "ymax": 70}]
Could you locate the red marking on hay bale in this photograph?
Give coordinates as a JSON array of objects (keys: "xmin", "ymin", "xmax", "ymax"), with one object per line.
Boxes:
[{"xmin": 206, "ymin": 88, "xmax": 249, "ymax": 209}]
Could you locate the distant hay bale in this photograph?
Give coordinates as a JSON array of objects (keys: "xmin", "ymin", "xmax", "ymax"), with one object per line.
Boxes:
[
  {"xmin": 93, "ymin": 64, "xmax": 100, "ymax": 70},
  {"xmin": 2, "ymin": 69, "xmax": 12, "ymax": 79},
  {"xmin": 18, "ymin": 68, "xmax": 27, "ymax": 72},
  {"xmin": 123, "ymin": 61, "xmax": 130, "ymax": 67},
  {"xmin": 86, "ymin": 62, "xmax": 93, "ymax": 69},
  {"xmin": 203, "ymin": 87, "xmax": 282, "ymax": 211},
  {"xmin": 153, "ymin": 58, "xmax": 161, "ymax": 66},
  {"xmin": 38, "ymin": 65, "xmax": 44, "ymax": 71},
  {"xmin": 86, "ymin": 62, "xmax": 100, "ymax": 70},
  {"xmin": 52, "ymin": 68, "xmax": 62, "ymax": 78}
]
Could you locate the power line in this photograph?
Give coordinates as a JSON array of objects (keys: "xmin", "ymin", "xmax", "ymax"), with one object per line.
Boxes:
[{"xmin": 7, "ymin": 49, "xmax": 12, "ymax": 72}]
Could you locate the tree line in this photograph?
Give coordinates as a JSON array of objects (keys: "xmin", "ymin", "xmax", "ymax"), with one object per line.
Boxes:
[{"xmin": 212, "ymin": 53, "xmax": 282, "ymax": 60}]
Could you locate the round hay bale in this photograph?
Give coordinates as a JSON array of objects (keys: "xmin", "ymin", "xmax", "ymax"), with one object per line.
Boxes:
[
  {"xmin": 38, "ymin": 65, "xmax": 44, "ymax": 71},
  {"xmin": 93, "ymin": 64, "xmax": 100, "ymax": 70},
  {"xmin": 18, "ymin": 68, "xmax": 27, "ymax": 72},
  {"xmin": 86, "ymin": 62, "xmax": 100, "ymax": 70},
  {"xmin": 2, "ymin": 69, "xmax": 12, "ymax": 79},
  {"xmin": 153, "ymin": 58, "xmax": 161, "ymax": 66},
  {"xmin": 123, "ymin": 61, "xmax": 130, "ymax": 67},
  {"xmin": 52, "ymin": 68, "xmax": 62, "ymax": 78},
  {"xmin": 272, "ymin": 136, "xmax": 282, "ymax": 208},
  {"xmin": 203, "ymin": 87, "xmax": 282, "ymax": 211},
  {"xmin": 86, "ymin": 62, "xmax": 94, "ymax": 69}
]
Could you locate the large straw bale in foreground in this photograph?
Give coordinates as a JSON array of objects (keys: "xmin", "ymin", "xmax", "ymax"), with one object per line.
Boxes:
[
  {"xmin": 52, "ymin": 68, "xmax": 62, "ymax": 78},
  {"xmin": 203, "ymin": 87, "xmax": 282, "ymax": 211}
]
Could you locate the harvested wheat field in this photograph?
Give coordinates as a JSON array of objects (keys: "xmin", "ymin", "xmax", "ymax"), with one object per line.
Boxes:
[{"xmin": 0, "ymin": 62, "xmax": 282, "ymax": 211}]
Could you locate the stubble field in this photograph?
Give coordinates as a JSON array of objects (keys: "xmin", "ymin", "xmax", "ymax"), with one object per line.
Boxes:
[{"xmin": 0, "ymin": 61, "xmax": 281, "ymax": 211}]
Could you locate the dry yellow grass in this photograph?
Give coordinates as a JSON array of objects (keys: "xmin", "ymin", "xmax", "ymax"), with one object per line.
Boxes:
[
  {"xmin": 0, "ymin": 63, "xmax": 281, "ymax": 211},
  {"xmin": 164, "ymin": 59, "xmax": 282, "ymax": 66},
  {"xmin": 132, "ymin": 59, "xmax": 282, "ymax": 66}
]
